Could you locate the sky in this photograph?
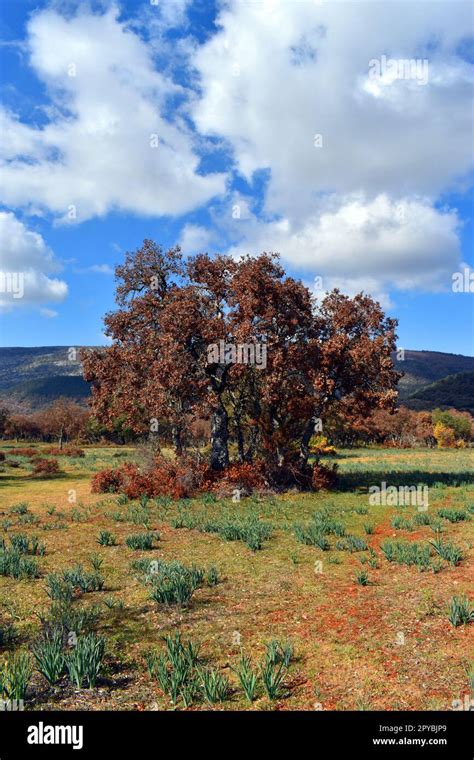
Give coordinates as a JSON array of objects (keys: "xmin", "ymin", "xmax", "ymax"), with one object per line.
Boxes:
[{"xmin": 0, "ymin": 0, "xmax": 473, "ymax": 354}]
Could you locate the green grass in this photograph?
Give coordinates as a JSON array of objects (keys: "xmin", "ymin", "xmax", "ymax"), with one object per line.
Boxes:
[{"xmin": 0, "ymin": 442, "xmax": 472, "ymax": 711}]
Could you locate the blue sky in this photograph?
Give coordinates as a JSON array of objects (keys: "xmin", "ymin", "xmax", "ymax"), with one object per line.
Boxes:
[{"xmin": 0, "ymin": 0, "xmax": 473, "ymax": 354}]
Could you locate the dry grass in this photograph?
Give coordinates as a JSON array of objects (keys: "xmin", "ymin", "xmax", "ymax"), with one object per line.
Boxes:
[{"xmin": 0, "ymin": 442, "xmax": 472, "ymax": 711}]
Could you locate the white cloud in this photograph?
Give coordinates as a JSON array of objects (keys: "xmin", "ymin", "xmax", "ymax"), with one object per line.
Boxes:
[
  {"xmin": 0, "ymin": 5, "xmax": 226, "ymax": 222},
  {"xmin": 179, "ymin": 223, "xmax": 213, "ymax": 254},
  {"xmin": 190, "ymin": 0, "xmax": 472, "ymax": 298},
  {"xmin": 228, "ymin": 195, "xmax": 461, "ymax": 300},
  {"xmin": 0, "ymin": 211, "xmax": 68, "ymax": 310},
  {"xmin": 74, "ymin": 264, "xmax": 114, "ymax": 275},
  {"xmin": 193, "ymin": 0, "xmax": 473, "ymax": 217},
  {"xmin": 40, "ymin": 307, "xmax": 59, "ymax": 318}
]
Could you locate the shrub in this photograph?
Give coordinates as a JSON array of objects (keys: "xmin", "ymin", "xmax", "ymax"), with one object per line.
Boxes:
[
  {"xmin": 294, "ymin": 523, "xmax": 330, "ymax": 550},
  {"xmin": 433, "ymin": 422, "xmax": 457, "ymax": 448},
  {"xmin": 146, "ymin": 633, "xmax": 202, "ymax": 707},
  {"xmin": 447, "ymin": 596, "xmax": 473, "ymax": 627},
  {"xmin": 260, "ymin": 655, "xmax": 287, "ymax": 700},
  {"xmin": 355, "ymin": 569, "xmax": 369, "ymax": 585},
  {"xmin": 438, "ymin": 509, "xmax": 469, "ymax": 523},
  {"xmin": 125, "ymin": 532, "xmax": 157, "ymax": 551},
  {"xmin": 211, "ymin": 514, "xmax": 273, "ymax": 551},
  {"xmin": 311, "ymin": 462, "xmax": 338, "ymax": 490},
  {"xmin": 336, "ymin": 535, "xmax": 368, "ymax": 553},
  {"xmin": 46, "ymin": 446, "xmax": 85, "ymax": 457},
  {"xmin": 10, "ymin": 502, "xmax": 29, "ymax": 515},
  {"xmin": 429, "ymin": 539, "xmax": 464, "ymax": 566},
  {"xmin": 32, "ymin": 630, "xmax": 65, "ymax": 684},
  {"xmin": 381, "ymin": 540, "xmax": 432, "ymax": 570},
  {"xmin": 232, "ymin": 653, "xmax": 258, "ymax": 703},
  {"xmin": 65, "ymin": 633, "xmax": 105, "ymax": 688},
  {"xmin": 199, "ymin": 668, "xmax": 231, "ymax": 704},
  {"xmin": 139, "ymin": 559, "xmax": 205, "ymax": 608},
  {"xmin": 97, "ymin": 530, "xmax": 117, "ymax": 547},
  {"xmin": 11, "ymin": 448, "xmax": 38, "ymax": 457},
  {"xmin": 265, "ymin": 639, "xmax": 294, "ymax": 668},
  {"xmin": 0, "ymin": 651, "xmax": 33, "ymax": 700},
  {"xmin": 32, "ymin": 458, "xmax": 61, "ymax": 477},
  {"xmin": 206, "ymin": 565, "xmax": 220, "ymax": 586},
  {"xmin": 9, "ymin": 533, "xmax": 46, "ymax": 556},
  {"xmin": 0, "ymin": 548, "xmax": 40, "ymax": 579},
  {"xmin": 309, "ymin": 435, "xmax": 336, "ymax": 456},
  {"xmin": 0, "ymin": 620, "xmax": 16, "ymax": 646},
  {"xmin": 91, "ymin": 467, "xmax": 125, "ymax": 494}
]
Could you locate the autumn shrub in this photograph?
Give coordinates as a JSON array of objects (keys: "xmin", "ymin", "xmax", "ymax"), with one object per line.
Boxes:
[
  {"xmin": 32, "ymin": 458, "xmax": 61, "ymax": 477},
  {"xmin": 309, "ymin": 435, "xmax": 336, "ymax": 456},
  {"xmin": 91, "ymin": 467, "xmax": 126, "ymax": 494},
  {"xmin": 433, "ymin": 422, "xmax": 457, "ymax": 448},
  {"xmin": 92, "ymin": 454, "xmax": 336, "ymax": 499},
  {"xmin": 311, "ymin": 462, "xmax": 338, "ymax": 490},
  {"xmin": 210, "ymin": 460, "xmax": 267, "ymax": 497},
  {"xmin": 12, "ymin": 447, "xmax": 38, "ymax": 457}
]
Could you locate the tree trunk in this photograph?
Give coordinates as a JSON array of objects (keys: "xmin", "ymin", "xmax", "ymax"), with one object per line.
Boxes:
[
  {"xmin": 172, "ymin": 425, "xmax": 183, "ymax": 456},
  {"xmin": 245, "ymin": 424, "xmax": 258, "ymax": 463},
  {"xmin": 210, "ymin": 404, "xmax": 229, "ymax": 470},
  {"xmin": 299, "ymin": 414, "xmax": 319, "ymax": 465},
  {"xmin": 235, "ymin": 417, "xmax": 245, "ymax": 463}
]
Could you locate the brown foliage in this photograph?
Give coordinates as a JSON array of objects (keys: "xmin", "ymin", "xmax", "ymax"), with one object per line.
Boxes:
[
  {"xmin": 83, "ymin": 241, "xmax": 400, "ymax": 488},
  {"xmin": 32, "ymin": 458, "xmax": 61, "ymax": 476}
]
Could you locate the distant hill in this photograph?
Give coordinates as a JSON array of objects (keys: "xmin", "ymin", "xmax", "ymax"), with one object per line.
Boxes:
[
  {"xmin": 0, "ymin": 347, "xmax": 89, "ymax": 412},
  {"xmin": 0, "ymin": 346, "xmax": 473, "ymax": 413},
  {"xmin": 394, "ymin": 350, "xmax": 474, "ymax": 399},
  {"xmin": 404, "ymin": 371, "xmax": 474, "ymax": 415},
  {"xmin": 6, "ymin": 375, "xmax": 91, "ymax": 409}
]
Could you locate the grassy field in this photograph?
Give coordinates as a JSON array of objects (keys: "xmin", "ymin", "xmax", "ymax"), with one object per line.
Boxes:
[{"xmin": 0, "ymin": 443, "xmax": 472, "ymax": 711}]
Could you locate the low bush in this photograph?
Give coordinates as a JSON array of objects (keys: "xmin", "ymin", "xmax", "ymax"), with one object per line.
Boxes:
[
  {"xmin": 0, "ymin": 651, "xmax": 33, "ymax": 701},
  {"xmin": 125, "ymin": 532, "xmax": 158, "ymax": 551},
  {"xmin": 32, "ymin": 630, "xmax": 65, "ymax": 685},
  {"xmin": 97, "ymin": 530, "xmax": 117, "ymax": 547},
  {"xmin": 65, "ymin": 633, "xmax": 105, "ymax": 688},
  {"xmin": 381, "ymin": 540, "xmax": 432, "ymax": 570},
  {"xmin": 32, "ymin": 458, "xmax": 61, "ymax": 477},
  {"xmin": 447, "ymin": 596, "xmax": 473, "ymax": 627},
  {"xmin": 0, "ymin": 548, "xmax": 40, "ymax": 579}
]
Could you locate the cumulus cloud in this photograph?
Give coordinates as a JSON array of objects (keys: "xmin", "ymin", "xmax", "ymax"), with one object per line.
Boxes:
[
  {"xmin": 0, "ymin": 6, "xmax": 226, "ymax": 222},
  {"xmin": 193, "ymin": 0, "xmax": 473, "ymax": 214},
  {"xmin": 179, "ymin": 223, "xmax": 214, "ymax": 255},
  {"xmin": 227, "ymin": 195, "xmax": 461, "ymax": 301},
  {"xmin": 191, "ymin": 0, "xmax": 472, "ymax": 298},
  {"xmin": 0, "ymin": 211, "xmax": 68, "ymax": 309}
]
